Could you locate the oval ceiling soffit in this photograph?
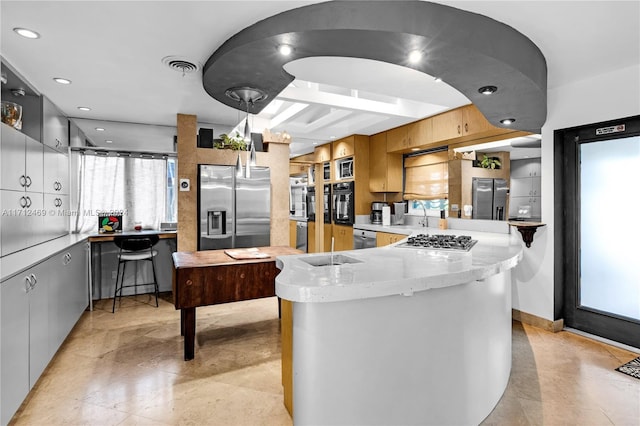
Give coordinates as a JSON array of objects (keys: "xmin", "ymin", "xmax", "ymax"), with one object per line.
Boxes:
[{"xmin": 202, "ymin": 1, "xmax": 547, "ymax": 133}]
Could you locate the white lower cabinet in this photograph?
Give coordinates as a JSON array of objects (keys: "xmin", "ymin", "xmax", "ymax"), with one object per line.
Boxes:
[
  {"xmin": 1, "ymin": 241, "xmax": 88, "ymax": 425},
  {"xmin": 0, "ymin": 273, "xmax": 30, "ymax": 426},
  {"xmin": 48, "ymin": 243, "xmax": 88, "ymax": 353}
]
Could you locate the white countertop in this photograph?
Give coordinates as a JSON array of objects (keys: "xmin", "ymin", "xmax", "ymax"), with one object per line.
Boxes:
[
  {"xmin": 1, "ymin": 234, "xmax": 90, "ymax": 282},
  {"xmin": 275, "ymin": 227, "xmax": 523, "ymax": 303}
]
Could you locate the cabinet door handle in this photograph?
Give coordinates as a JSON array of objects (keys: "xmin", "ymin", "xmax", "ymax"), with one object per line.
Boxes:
[
  {"xmin": 24, "ymin": 276, "xmax": 32, "ymax": 293},
  {"xmin": 30, "ymin": 273, "xmax": 37, "ymax": 289},
  {"xmin": 20, "ymin": 196, "xmax": 27, "ymax": 208},
  {"xmin": 457, "ymin": 125, "xmax": 461, "ymax": 135},
  {"xmin": 19, "ymin": 175, "xmax": 27, "ymax": 187},
  {"xmin": 55, "ymin": 138, "xmax": 61, "ymax": 148},
  {"xmin": 25, "ymin": 196, "xmax": 32, "ymax": 208},
  {"xmin": 26, "ymin": 176, "xmax": 32, "ymax": 188},
  {"xmin": 464, "ymin": 123, "xmax": 468, "ymax": 132}
]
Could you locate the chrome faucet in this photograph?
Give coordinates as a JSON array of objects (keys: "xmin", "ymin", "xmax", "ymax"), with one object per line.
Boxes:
[{"xmin": 419, "ymin": 201, "xmax": 428, "ymax": 227}]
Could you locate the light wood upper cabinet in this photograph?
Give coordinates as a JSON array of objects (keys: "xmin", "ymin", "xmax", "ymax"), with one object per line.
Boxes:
[
  {"xmin": 314, "ymin": 144, "xmax": 331, "ymax": 163},
  {"xmin": 332, "ymin": 136, "xmax": 355, "ymax": 159},
  {"xmin": 369, "ymin": 132, "xmax": 402, "ymax": 193},
  {"xmin": 407, "ymin": 119, "xmax": 432, "ymax": 148},
  {"xmin": 431, "ymin": 108, "xmax": 464, "ymax": 141},
  {"xmin": 461, "ymin": 104, "xmax": 496, "ymax": 136},
  {"xmin": 386, "ymin": 126, "xmax": 409, "ymax": 152}
]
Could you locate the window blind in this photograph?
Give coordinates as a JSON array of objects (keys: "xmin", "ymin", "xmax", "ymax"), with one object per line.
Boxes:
[{"xmin": 403, "ymin": 151, "xmax": 449, "ymax": 200}]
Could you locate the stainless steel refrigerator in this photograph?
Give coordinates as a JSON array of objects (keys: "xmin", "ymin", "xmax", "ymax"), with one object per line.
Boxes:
[
  {"xmin": 198, "ymin": 164, "xmax": 271, "ymax": 250},
  {"xmin": 471, "ymin": 177, "xmax": 508, "ymax": 220}
]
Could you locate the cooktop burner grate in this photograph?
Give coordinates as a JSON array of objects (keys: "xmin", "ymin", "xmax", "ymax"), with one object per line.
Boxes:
[{"xmin": 395, "ymin": 234, "xmax": 478, "ymax": 251}]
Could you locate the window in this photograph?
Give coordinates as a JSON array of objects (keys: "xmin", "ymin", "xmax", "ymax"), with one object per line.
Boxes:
[
  {"xmin": 404, "ymin": 149, "xmax": 449, "ymax": 217},
  {"xmin": 166, "ymin": 158, "xmax": 177, "ymax": 223},
  {"xmin": 73, "ymin": 152, "xmax": 174, "ymax": 233}
]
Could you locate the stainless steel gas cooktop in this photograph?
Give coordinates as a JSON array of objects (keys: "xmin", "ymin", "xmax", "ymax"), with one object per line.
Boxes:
[{"xmin": 395, "ymin": 234, "xmax": 478, "ymax": 252}]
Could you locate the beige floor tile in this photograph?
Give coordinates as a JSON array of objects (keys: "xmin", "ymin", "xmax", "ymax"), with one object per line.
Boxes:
[{"xmin": 9, "ymin": 295, "xmax": 640, "ymax": 426}]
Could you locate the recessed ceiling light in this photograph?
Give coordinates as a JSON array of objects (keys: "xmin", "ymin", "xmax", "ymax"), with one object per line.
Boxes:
[
  {"xmin": 13, "ymin": 27, "xmax": 40, "ymax": 39},
  {"xmin": 313, "ymin": 142, "xmax": 318, "ymax": 145},
  {"xmin": 408, "ymin": 50, "xmax": 422, "ymax": 64},
  {"xmin": 478, "ymin": 85, "xmax": 498, "ymax": 95},
  {"xmin": 434, "ymin": 77, "xmax": 442, "ymax": 83},
  {"xmin": 105, "ymin": 140, "xmax": 113, "ymax": 144},
  {"xmin": 330, "ymin": 136, "xmax": 336, "ymax": 139},
  {"xmin": 77, "ymin": 106, "xmax": 91, "ymax": 111},
  {"xmin": 500, "ymin": 118, "xmax": 516, "ymax": 125},
  {"xmin": 278, "ymin": 44, "xmax": 293, "ymax": 56},
  {"xmin": 95, "ymin": 127, "xmax": 105, "ymax": 131},
  {"xmin": 53, "ymin": 77, "xmax": 72, "ymax": 85}
]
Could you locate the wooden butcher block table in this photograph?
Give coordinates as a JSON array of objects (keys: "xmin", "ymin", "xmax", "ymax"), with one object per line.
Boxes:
[{"xmin": 172, "ymin": 246, "xmax": 301, "ymax": 360}]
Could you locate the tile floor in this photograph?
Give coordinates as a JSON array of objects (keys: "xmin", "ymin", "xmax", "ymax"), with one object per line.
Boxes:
[{"xmin": 9, "ymin": 294, "xmax": 640, "ymax": 425}]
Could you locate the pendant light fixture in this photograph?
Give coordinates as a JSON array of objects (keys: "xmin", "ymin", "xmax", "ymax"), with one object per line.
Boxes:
[
  {"xmin": 243, "ymin": 105, "xmax": 251, "ymax": 143},
  {"xmin": 225, "ymin": 86, "xmax": 266, "ymax": 177},
  {"xmin": 235, "ymin": 153, "xmax": 243, "ymax": 177}
]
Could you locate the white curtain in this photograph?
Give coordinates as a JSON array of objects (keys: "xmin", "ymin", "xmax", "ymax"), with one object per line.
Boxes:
[{"xmin": 74, "ymin": 154, "xmax": 167, "ymax": 233}]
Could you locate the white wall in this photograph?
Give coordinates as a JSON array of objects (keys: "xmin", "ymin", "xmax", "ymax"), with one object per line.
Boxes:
[{"xmin": 511, "ymin": 64, "xmax": 640, "ymax": 321}]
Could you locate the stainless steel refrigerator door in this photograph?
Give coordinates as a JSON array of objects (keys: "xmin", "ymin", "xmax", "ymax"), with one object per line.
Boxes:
[
  {"xmin": 198, "ymin": 165, "xmax": 234, "ymax": 250},
  {"xmin": 235, "ymin": 166, "xmax": 271, "ymax": 248},
  {"xmin": 493, "ymin": 178, "xmax": 508, "ymax": 220},
  {"xmin": 472, "ymin": 178, "xmax": 494, "ymax": 220}
]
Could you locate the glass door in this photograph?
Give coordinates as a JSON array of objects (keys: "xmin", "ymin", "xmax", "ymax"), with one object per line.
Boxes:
[{"xmin": 556, "ymin": 115, "xmax": 640, "ymax": 348}]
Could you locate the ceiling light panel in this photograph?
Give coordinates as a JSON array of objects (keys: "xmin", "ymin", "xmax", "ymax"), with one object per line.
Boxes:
[
  {"xmin": 13, "ymin": 27, "xmax": 40, "ymax": 39},
  {"xmin": 53, "ymin": 77, "xmax": 72, "ymax": 85}
]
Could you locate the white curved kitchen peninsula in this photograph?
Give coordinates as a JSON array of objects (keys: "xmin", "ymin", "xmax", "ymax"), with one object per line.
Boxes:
[{"xmin": 275, "ymin": 228, "xmax": 523, "ymax": 426}]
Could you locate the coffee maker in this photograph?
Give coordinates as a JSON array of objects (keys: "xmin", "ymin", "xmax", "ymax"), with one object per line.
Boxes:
[{"xmin": 370, "ymin": 202, "xmax": 388, "ymax": 224}]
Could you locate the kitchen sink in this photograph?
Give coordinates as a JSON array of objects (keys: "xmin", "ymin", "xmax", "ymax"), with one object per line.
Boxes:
[{"xmin": 301, "ymin": 254, "xmax": 362, "ymax": 267}]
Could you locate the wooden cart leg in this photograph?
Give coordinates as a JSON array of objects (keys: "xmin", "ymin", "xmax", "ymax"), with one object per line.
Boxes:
[
  {"xmin": 180, "ymin": 308, "xmax": 185, "ymax": 336},
  {"xmin": 183, "ymin": 307, "xmax": 196, "ymax": 361}
]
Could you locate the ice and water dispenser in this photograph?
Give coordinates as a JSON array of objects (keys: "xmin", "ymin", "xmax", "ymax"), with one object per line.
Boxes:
[{"xmin": 207, "ymin": 210, "xmax": 226, "ymax": 235}]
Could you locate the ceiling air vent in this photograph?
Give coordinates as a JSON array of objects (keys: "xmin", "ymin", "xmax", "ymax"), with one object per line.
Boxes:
[{"xmin": 161, "ymin": 56, "xmax": 200, "ymax": 75}]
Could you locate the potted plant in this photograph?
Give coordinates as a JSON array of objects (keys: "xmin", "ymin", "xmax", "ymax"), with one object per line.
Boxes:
[
  {"xmin": 214, "ymin": 132, "xmax": 247, "ymax": 150},
  {"xmin": 479, "ymin": 154, "xmax": 501, "ymax": 169}
]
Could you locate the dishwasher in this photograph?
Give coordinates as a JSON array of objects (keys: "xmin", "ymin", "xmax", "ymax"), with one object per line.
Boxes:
[
  {"xmin": 353, "ymin": 229, "xmax": 377, "ymax": 249},
  {"xmin": 295, "ymin": 221, "xmax": 308, "ymax": 252}
]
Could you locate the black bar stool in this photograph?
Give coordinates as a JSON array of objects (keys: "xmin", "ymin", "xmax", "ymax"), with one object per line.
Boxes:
[{"xmin": 112, "ymin": 235, "xmax": 160, "ymax": 313}]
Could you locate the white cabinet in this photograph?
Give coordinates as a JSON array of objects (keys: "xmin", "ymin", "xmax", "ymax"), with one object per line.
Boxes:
[
  {"xmin": 510, "ymin": 158, "xmax": 541, "ymax": 178},
  {"xmin": 0, "ymin": 190, "xmax": 45, "ymax": 255},
  {"xmin": 43, "ymin": 193, "xmax": 70, "ymax": 240},
  {"xmin": 43, "ymin": 145, "xmax": 69, "ymax": 195},
  {"xmin": 510, "ymin": 177, "xmax": 541, "ymax": 197},
  {"xmin": 509, "ymin": 158, "xmax": 541, "ymax": 220},
  {"xmin": 1, "ymin": 124, "xmax": 43, "ymax": 193},
  {"xmin": 509, "ymin": 196, "xmax": 541, "ymax": 219},
  {"xmin": 1, "ymin": 123, "xmax": 69, "ymax": 255},
  {"xmin": 0, "ymin": 273, "xmax": 30, "ymax": 426},
  {"xmin": 1, "ymin": 241, "xmax": 88, "ymax": 425},
  {"xmin": 48, "ymin": 243, "xmax": 88, "ymax": 353},
  {"xmin": 27, "ymin": 266, "xmax": 50, "ymax": 387},
  {"xmin": 1, "ymin": 263, "xmax": 49, "ymax": 425},
  {"xmin": 42, "ymin": 96, "xmax": 69, "ymax": 153}
]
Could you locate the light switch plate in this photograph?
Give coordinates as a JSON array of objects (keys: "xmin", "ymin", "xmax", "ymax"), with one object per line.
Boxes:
[{"xmin": 179, "ymin": 178, "xmax": 190, "ymax": 191}]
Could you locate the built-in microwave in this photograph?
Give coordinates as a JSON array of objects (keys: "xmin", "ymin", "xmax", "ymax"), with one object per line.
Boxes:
[{"xmin": 336, "ymin": 157, "xmax": 354, "ymax": 180}]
